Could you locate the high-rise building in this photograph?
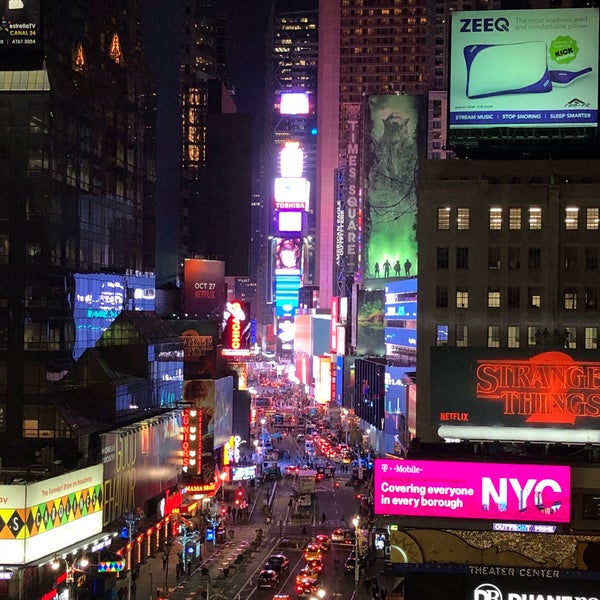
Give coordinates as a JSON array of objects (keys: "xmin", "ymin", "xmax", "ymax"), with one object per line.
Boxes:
[{"xmin": 0, "ymin": 1, "xmax": 156, "ymax": 465}]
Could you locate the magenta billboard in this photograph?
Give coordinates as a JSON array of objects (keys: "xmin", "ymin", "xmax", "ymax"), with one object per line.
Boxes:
[{"xmin": 374, "ymin": 459, "xmax": 570, "ymax": 524}]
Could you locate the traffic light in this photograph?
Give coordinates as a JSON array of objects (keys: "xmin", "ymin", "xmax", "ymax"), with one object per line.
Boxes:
[{"xmin": 185, "ymin": 540, "xmax": 196, "ymax": 559}]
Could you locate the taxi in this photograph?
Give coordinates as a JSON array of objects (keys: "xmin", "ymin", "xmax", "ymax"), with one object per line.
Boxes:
[{"xmin": 303, "ymin": 544, "xmax": 323, "ymax": 561}]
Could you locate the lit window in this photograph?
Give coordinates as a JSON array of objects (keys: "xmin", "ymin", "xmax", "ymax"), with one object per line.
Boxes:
[
  {"xmin": 456, "ymin": 288, "xmax": 468, "ymax": 309},
  {"xmin": 489, "ymin": 207, "xmax": 502, "ymax": 230},
  {"xmin": 108, "ymin": 33, "xmax": 124, "ymax": 64},
  {"xmin": 73, "ymin": 42, "xmax": 86, "ymax": 72},
  {"xmin": 508, "ymin": 325, "xmax": 520, "ymax": 348},
  {"xmin": 487, "ymin": 288, "xmax": 500, "ymax": 308},
  {"xmin": 487, "ymin": 325, "xmax": 500, "ymax": 347},
  {"xmin": 585, "ymin": 327, "xmax": 597, "ymax": 349},
  {"xmin": 457, "ymin": 207, "xmax": 469, "ymax": 230},
  {"xmin": 528, "ymin": 288, "xmax": 541, "ymax": 309},
  {"xmin": 528, "ymin": 207, "xmax": 542, "ymax": 229},
  {"xmin": 586, "ymin": 208, "xmax": 599, "ymax": 230},
  {"xmin": 437, "ymin": 207, "xmax": 450, "ymax": 230},
  {"xmin": 565, "ymin": 206, "xmax": 578, "ymax": 230},
  {"xmin": 564, "ymin": 288, "xmax": 577, "ymax": 310},
  {"xmin": 456, "ymin": 325, "xmax": 468, "ymax": 347},
  {"xmin": 528, "ymin": 326, "xmax": 540, "ymax": 347},
  {"xmin": 509, "ymin": 207, "xmax": 521, "ymax": 230},
  {"xmin": 436, "ymin": 324, "xmax": 448, "ymax": 346},
  {"xmin": 564, "ymin": 326, "xmax": 576, "ymax": 349}
]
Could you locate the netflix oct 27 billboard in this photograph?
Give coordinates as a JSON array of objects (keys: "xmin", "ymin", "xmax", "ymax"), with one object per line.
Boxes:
[
  {"xmin": 374, "ymin": 459, "xmax": 571, "ymax": 524},
  {"xmin": 183, "ymin": 259, "xmax": 225, "ymax": 318},
  {"xmin": 431, "ymin": 347, "xmax": 600, "ymax": 431}
]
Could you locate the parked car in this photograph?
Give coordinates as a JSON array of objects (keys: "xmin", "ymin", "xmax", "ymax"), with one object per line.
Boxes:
[
  {"xmin": 265, "ymin": 554, "xmax": 290, "ymax": 574},
  {"xmin": 257, "ymin": 569, "xmax": 279, "ymax": 588}
]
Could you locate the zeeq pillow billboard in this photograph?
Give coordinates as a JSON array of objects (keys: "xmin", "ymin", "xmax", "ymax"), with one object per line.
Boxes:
[{"xmin": 374, "ymin": 459, "xmax": 570, "ymax": 523}]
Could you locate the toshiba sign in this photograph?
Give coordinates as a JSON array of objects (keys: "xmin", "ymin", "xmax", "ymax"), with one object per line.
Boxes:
[{"xmin": 374, "ymin": 459, "xmax": 571, "ymax": 523}]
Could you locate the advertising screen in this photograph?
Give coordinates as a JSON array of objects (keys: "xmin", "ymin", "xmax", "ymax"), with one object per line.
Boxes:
[
  {"xmin": 374, "ymin": 459, "xmax": 571, "ymax": 523},
  {"xmin": 449, "ymin": 8, "xmax": 599, "ymax": 129},
  {"xmin": 274, "ymin": 177, "xmax": 310, "ymax": 211},
  {"xmin": 0, "ymin": 0, "xmax": 41, "ymax": 49},
  {"xmin": 277, "ymin": 210, "xmax": 303, "ymax": 234},
  {"xmin": 280, "ymin": 92, "xmax": 310, "ymax": 115},
  {"xmin": 183, "ymin": 259, "xmax": 225, "ymax": 318},
  {"xmin": 222, "ymin": 300, "xmax": 251, "ymax": 357}
]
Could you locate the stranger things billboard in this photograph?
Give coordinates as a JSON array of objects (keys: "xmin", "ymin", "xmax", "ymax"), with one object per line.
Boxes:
[{"xmin": 431, "ymin": 348, "xmax": 600, "ymax": 437}]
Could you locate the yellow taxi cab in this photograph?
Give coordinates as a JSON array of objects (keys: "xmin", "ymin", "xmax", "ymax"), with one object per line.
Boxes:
[{"xmin": 303, "ymin": 543, "xmax": 323, "ymax": 561}]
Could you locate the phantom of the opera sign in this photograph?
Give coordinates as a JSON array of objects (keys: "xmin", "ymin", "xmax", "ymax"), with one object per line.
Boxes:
[{"xmin": 431, "ymin": 348, "xmax": 600, "ymax": 433}]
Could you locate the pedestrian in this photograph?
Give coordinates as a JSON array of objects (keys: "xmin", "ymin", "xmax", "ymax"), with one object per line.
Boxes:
[
  {"xmin": 321, "ymin": 512, "xmax": 327, "ymax": 525},
  {"xmin": 383, "ymin": 259, "xmax": 391, "ymax": 277},
  {"xmin": 175, "ymin": 562, "xmax": 181, "ymax": 580},
  {"xmin": 374, "ymin": 262, "xmax": 380, "ymax": 277},
  {"xmin": 404, "ymin": 258, "xmax": 412, "ymax": 276},
  {"xmin": 162, "ymin": 553, "xmax": 167, "ymax": 570},
  {"xmin": 394, "ymin": 260, "xmax": 401, "ymax": 276}
]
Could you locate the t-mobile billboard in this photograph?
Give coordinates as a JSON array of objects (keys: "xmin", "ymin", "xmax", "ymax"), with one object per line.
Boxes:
[
  {"xmin": 449, "ymin": 8, "xmax": 599, "ymax": 128},
  {"xmin": 374, "ymin": 459, "xmax": 570, "ymax": 523}
]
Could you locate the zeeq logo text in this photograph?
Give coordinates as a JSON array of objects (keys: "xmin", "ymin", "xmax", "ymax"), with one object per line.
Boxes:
[
  {"xmin": 481, "ymin": 477, "xmax": 563, "ymax": 513},
  {"xmin": 459, "ymin": 17, "xmax": 510, "ymax": 32}
]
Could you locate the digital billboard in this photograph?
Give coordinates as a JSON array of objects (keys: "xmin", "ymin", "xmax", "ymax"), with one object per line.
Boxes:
[
  {"xmin": 364, "ymin": 95, "xmax": 419, "ymax": 279},
  {"xmin": 274, "ymin": 237, "xmax": 302, "ymax": 275},
  {"xmin": 183, "ymin": 259, "xmax": 225, "ymax": 318},
  {"xmin": 431, "ymin": 348, "xmax": 600, "ymax": 443},
  {"xmin": 222, "ymin": 300, "xmax": 251, "ymax": 357},
  {"xmin": 276, "ymin": 209, "xmax": 303, "ymax": 234},
  {"xmin": 449, "ymin": 8, "xmax": 599, "ymax": 129},
  {"xmin": 355, "ymin": 288, "xmax": 385, "ymax": 356},
  {"xmin": 213, "ymin": 376, "xmax": 233, "ymax": 449},
  {"xmin": 374, "ymin": 459, "xmax": 571, "ymax": 524},
  {"xmin": 274, "ymin": 177, "xmax": 310, "ymax": 211},
  {"xmin": 0, "ymin": 0, "xmax": 41, "ymax": 49},
  {"xmin": 280, "ymin": 92, "xmax": 310, "ymax": 116}
]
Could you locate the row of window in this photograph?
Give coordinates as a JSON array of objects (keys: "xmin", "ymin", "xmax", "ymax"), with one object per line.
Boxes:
[
  {"xmin": 436, "ymin": 325, "xmax": 597, "ymax": 349},
  {"xmin": 436, "ymin": 246, "xmax": 600, "ymax": 271},
  {"xmin": 435, "ymin": 286, "xmax": 598, "ymax": 311},
  {"xmin": 437, "ymin": 206, "xmax": 600, "ymax": 231}
]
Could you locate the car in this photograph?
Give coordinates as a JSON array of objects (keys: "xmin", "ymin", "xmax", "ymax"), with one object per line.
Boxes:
[
  {"xmin": 344, "ymin": 555, "xmax": 356, "ymax": 573},
  {"xmin": 295, "ymin": 577, "xmax": 320, "ymax": 597},
  {"xmin": 295, "ymin": 567, "xmax": 320, "ymax": 584},
  {"xmin": 265, "ymin": 553, "xmax": 290, "ymax": 574},
  {"xmin": 305, "ymin": 558, "xmax": 324, "ymax": 574},
  {"xmin": 285, "ymin": 464, "xmax": 299, "ymax": 476},
  {"xmin": 272, "ymin": 596, "xmax": 291, "ymax": 600},
  {"xmin": 314, "ymin": 533, "xmax": 331, "ymax": 550},
  {"xmin": 257, "ymin": 569, "xmax": 279, "ymax": 588},
  {"xmin": 331, "ymin": 528, "xmax": 355, "ymax": 543},
  {"xmin": 303, "ymin": 544, "xmax": 323, "ymax": 561}
]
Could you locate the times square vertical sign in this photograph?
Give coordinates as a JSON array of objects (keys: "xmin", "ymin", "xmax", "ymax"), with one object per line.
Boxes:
[{"xmin": 337, "ymin": 103, "xmax": 362, "ymax": 277}]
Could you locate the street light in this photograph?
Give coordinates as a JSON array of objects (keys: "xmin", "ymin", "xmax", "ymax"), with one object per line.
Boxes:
[
  {"xmin": 220, "ymin": 471, "xmax": 227, "ymax": 503},
  {"xmin": 51, "ymin": 553, "xmax": 89, "ymax": 599},
  {"xmin": 352, "ymin": 516, "xmax": 360, "ymax": 596}
]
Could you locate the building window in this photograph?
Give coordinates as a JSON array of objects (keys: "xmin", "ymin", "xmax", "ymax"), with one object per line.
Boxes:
[
  {"xmin": 489, "ymin": 207, "xmax": 502, "ymax": 230},
  {"xmin": 488, "ymin": 247, "xmax": 501, "ymax": 269},
  {"xmin": 456, "ymin": 247, "xmax": 469, "ymax": 269},
  {"xmin": 456, "ymin": 325, "xmax": 468, "ymax": 347},
  {"xmin": 586, "ymin": 246, "xmax": 598, "ymax": 270},
  {"xmin": 528, "ymin": 326, "xmax": 540, "ymax": 347},
  {"xmin": 564, "ymin": 247, "xmax": 578, "ymax": 270},
  {"xmin": 436, "ymin": 286, "xmax": 448, "ymax": 308},
  {"xmin": 564, "ymin": 288, "xmax": 577, "ymax": 310},
  {"xmin": 436, "ymin": 324, "xmax": 448, "ymax": 346},
  {"xmin": 528, "ymin": 206, "xmax": 542, "ymax": 229},
  {"xmin": 437, "ymin": 207, "xmax": 450, "ymax": 230},
  {"xmin": 528, "ymin": 247, "xmax": 541, "ymax": 269},
  {"xmin": 509, "ymin": 207, "xmax": 521, "ymax": 230},
  {"xmin": 436, "ymin": 247, "xmax": 449, "ymax": 269},
  {"xmin": 528, "ymin": 288, "xmax": 541, "ymax": 309},
  {"xmin": 508, "ymin": 325, "xmax": 520, "ymax": 348},
  {"xmin": 457, "ymin": 207, "xmax": 469, "ymax": 230},
  {"xmin": 585, "ymin": 288, "xmax": 597, "ymax": 310},
  {"xmin": 565, "ymin": 206, "xmax": 579, "ymax": 230},
  {"xmin": 565, "ymin": 326, "xmax": 576, "ymax": 349},
  {"xmin": 507, "ymin": 286, "xmax": 520, "ymax": 309},
  {"xmin": 586, "ymin": 207, "xmax": 599, "ymax": 230},
  {"xmin": 108, "ymin": 33, "xmax": 124, "ymax": 64},
  {"xmin": 488, "ymin": 288, "xmax": 501, "ymax": 308},
  {"xmin": 456, "ymin": 288, "xmax": 469, "ymax": 309},
  {"xmin": 585, "ymin": 327, "xmax": 598, "ymax": 349},
  {"xmin": 508, "ymin": 247, "xmax": 520, "ymax": 269},
  {"xmin": 487, "ymin": 325, "xmax": 500, "ymax": 347}
]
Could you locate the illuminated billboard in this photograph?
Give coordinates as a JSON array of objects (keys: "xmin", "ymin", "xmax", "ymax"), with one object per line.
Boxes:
[
  {"xmin": 280, "ymin": 142, "xmax": 304, "ymax": 178},
  {"xmin": 183, "ymin": 259, "xmax": 225, "ymax": 318},
  {"xmin": 0, "ymin": 465, "xmax": 103, "ymax": 565},
  {"xmin": 364, "ymin": 95, "xmax": 419, "ymax": 279},
  {"xmin": 374, "ymin": 459, "xmax": 571, "ymax": 524},
  {"xmin": 222, "ymin": 300, "xmax": 251, "ymax": 357},
  {"xmin": 449, "ymin": 8, "xmax": 599, "ymax": 129},
  {"xmin": 431, "ymin": 349, "xmax": 600, "ymax": 443},
  {"xmin": 0, "ymin": 0, "xmax": 41, "ymax": 49},
  {"xmin": 276, "ymin": 209, "xmax": 303, "ymax": 234},
  {"xmin": 280, "ymin": 92, "xmax": 310, "ymax": 115},
  {"xmin": 274, "ymin": 177, "xmax": 310, "ymax": 210},
  {"xmin": 274, "ymin": 237, "xmax": 302, "ymax": 275}
]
